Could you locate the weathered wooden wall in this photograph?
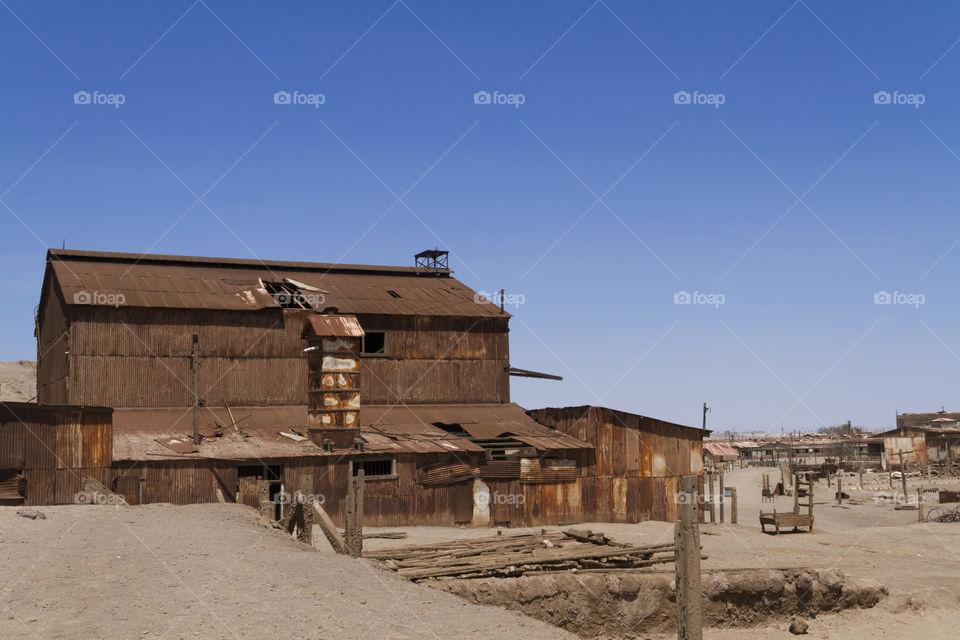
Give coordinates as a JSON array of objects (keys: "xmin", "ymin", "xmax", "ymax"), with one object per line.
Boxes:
[
  {"xmin": 65, "ymin": 307, "xmax": 310, "ymax": 407},
  {"xmin": 529, "ymin": 406, "xmax": 704, "ymax": 523},
  {"xmin": 36, "ymin": 278, "xmax": 69, "ymax": 404},
  {"xmin": 0, "ymin": 404, "xmax": 112, "ymax": 505},
  {"xmin": 356, "ymin": 315, "xmax": 510, "ymax": 404}
]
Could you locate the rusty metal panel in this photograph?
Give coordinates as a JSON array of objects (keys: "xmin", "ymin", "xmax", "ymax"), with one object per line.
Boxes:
[
  {"xmin": 308, "ymin": 315, "xmax": 364, "ymax": 338},
  {"xmin": 55, "ymin": 417, "xmax": 83, "ymax": 469},
  {"xmin": 0, "ymin": 419, "xmax": 26, "ymax": 468}
]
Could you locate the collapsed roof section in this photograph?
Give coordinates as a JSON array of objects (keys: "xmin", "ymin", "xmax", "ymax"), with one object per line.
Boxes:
[{"xmin": 111, "ymin": 403, "xmax": 592, "ymax": 461}]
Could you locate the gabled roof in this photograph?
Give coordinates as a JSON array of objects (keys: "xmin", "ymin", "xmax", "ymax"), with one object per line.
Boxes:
[{"xmin": 45, "ymin": 249, "xmax": 506, "ymax": 318}]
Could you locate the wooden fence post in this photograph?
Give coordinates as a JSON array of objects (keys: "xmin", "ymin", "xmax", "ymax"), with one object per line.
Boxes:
[
  {"xmin": 837, "ymin": 476, "xmax": 842, "ymax": 504},
  {"xmin": 675, "ymin": 475, "xmax": 703, "ymax": 640},
  {"xmin": 718, "ymin": 474, "xmax": 725, "ymax": 524},
  {"xmin": 730, "ymin": 487, "xmax": 738, "ymax": 524},
  {"xmin": 917, "ymin": 488, "xmax": 924, "ymax": 523},
  {"xmin": 345, "ymin": 469, "xmax": 365, "ymax": 557},
  {"xmin": 707, "ymin": 472, "xmax": 715, "ymax": 524}
]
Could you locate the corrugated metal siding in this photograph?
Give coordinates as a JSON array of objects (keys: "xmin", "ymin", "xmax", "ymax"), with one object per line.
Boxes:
[
  {"xmin": 37, "ymin": 274, "xmax": 69, "ymax": 404},
  {"xmin": 1, "ymin": 404, "xmax": 112, "ymax": 505}
]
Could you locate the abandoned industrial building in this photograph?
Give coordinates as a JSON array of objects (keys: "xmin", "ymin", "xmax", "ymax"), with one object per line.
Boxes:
[{"xmin": 0, "ymin": 248, "xmax": 706, "ymax": 526}]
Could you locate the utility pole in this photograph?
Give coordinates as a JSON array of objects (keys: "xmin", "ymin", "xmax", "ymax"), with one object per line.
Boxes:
[
  {"xmin": 702, "ymin": 402, "xmax": 710, "ymax": 430},
  {"xmin": 174, "ymin": 333, "xmax": 205, "ymax": 445}
]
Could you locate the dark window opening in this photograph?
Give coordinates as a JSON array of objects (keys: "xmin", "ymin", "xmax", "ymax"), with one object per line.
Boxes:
[
  {"xmin": 386, "ymin": 290, "xmax": 402, "ymax": 298},
  {"xmin": 352, "ymin": 458, "xmax": 395, "ymax": 478},
  {"xmin": 263, "ymin": 280, "xmax": 313, "ymax": 309},
  {"xmin": 433, "ymin": 422, "xmax": 470, "ymax": 437},
  {"xmin": 361, "ymin": 331, "xmax": 386, "ymax": 354}
]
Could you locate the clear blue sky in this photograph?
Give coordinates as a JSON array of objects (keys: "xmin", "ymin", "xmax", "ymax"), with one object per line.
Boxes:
[{"xmin": 3, "ymin": 1, "xmax": 960, "ymax": 432}]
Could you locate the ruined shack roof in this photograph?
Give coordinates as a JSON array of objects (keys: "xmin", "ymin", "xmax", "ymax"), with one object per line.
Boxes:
[
  {"xmin": 360, "ymin": 403, "xmax": 593, "ymax": 453},
  {"xmin": 112, "ymin": 403, "xmax": 590, "ymax": 461},
  {"xmin": 703, "ymin": 442, "xmax": 738, "ymax": 458},
  {"xmin": 45, "ymin": 249, "xmax": 505, "ymax": 318},
  {"xmin": 112, "ymin": 406, "xmax": 316, "ymax": 461}
]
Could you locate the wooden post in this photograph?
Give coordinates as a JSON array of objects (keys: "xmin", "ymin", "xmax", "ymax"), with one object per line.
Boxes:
[
  {"xmin": 311, "ymin": 501, "xmax": 347, "ymax": 554},
  {"xmin": 718, "ymin": 474, "xmax": 725, "ymax": 524},
  {"xmin": 898, "ymin": 450, "xmax": 908, "ymax": 499},
  {"xmin": 837, "ymin": 476, "xmax": 842, "ymax": 504},
  {"xmin": 707, "ymin": 472, "xmax": 715, "ymax": 524},
  {"xmin": 675, "ymin": 475, "xmax": 703, "ymax": 640},
  {"xmin": 345, "ymin": 469, "xmax": 365, "ymax": 557},
  {"xmin": 917, "ymin": 488, "xmax": 924, "ymax": 523},
  {"xmin": 730, "ymin": 487, "xmax": 738, "ymax": 524},
  {"xmin": 859, "ymin": 463, "xmax": 864, "ymax": 490}
]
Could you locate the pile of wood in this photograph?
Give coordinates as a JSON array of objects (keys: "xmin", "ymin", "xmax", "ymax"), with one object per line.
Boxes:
[{"xmin": 366, "ymin": 529, "xmax": 685, "ymax": 581}]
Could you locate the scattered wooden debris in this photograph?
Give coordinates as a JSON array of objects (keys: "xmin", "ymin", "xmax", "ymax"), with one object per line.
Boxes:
[
  {"xmin": 367, "ymin": 529, "xmax": 690, "ymax": 581},
  {"xmin": 361, "ymin": 531, "xmax": 407, "ymax": 540},
  {"xmin": 16, "ymin": 509, "xmax": 45, "ymax": 520}
]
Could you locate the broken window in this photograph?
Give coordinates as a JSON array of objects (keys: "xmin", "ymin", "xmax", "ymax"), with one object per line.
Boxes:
[
  {"xmin": 351, "ymin": 458, "xmax": 396, "ymax": 478},
  {"xmin": 361, "ymin": 331, "xmax": 386, "ymax": 354},
  {"xmin": 263, "ymin": 280, "xmax": 314, "ymax": 309}
]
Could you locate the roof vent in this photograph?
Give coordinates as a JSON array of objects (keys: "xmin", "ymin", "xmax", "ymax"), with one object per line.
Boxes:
[{"xmin": 415, "ymin": 249, "xmax": 448, "ymax": 271}]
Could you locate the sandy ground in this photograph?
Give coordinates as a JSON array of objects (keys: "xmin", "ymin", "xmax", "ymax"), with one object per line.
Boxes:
[
  {"xmin": 0, "ymin": 503, "xmax": 575, "ymax": 640},
  {"xmin": 363, "ymin": 466, "xmax": 960, "ymax": 639},
  {"xmin": 0, "ymin": 361, "xmax": 35, "ymax": 402},
  {"xmin": 3, "ymin": 467, "xmax": 959, "ymax": 639}
]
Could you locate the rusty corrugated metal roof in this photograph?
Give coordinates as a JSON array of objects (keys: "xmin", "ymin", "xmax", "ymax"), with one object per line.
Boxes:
[
  {"xmin": 111, "ymin": 403, "xmax": 592, "ymax": 461},
  {"xmin": 113, "ymin": 406, "xmax": 316, "ymax": 461},
  {"xmin": 47, "ymin": 249, "xmax": 505, "ymax": 317},
  {"xmin": 704, "ymin": 442, "xmax": 738, "ymax": 457},
  {"xmin": 360, "ymin": 403, "xmax": 594, "ymax": 451},
  {"xmin": 307, "ymin": 314, "xmax": 364, "ymax": 337}
]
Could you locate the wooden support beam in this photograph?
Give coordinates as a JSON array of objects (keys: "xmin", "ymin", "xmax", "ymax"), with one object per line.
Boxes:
[
  {"xmin": 311, "ymin": 501, "xmax": 347, "ymax": 555},
  {"xmin": 730, "ymin": 487, "xmax": 738, "ymax": 525},
  {"xmin": 675, "ymin": 475, "xmax": 703, "ymax": 640}
]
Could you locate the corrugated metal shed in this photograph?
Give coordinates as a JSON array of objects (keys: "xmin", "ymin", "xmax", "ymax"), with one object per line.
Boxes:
[
  {"xmin": 47, "ymin": 249, "xmax": 505, "ymax": 317},
  {"xmin": 704, "ymin": 442, "xmax": 738, "ymax": 457}
]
